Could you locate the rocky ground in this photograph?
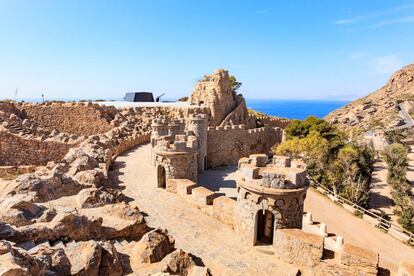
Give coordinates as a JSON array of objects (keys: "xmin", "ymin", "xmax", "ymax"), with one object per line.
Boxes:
[
  {"xmin": 325, "ymin": 63, "xmax": 414, "ymax": 132},
  {"xmin": 0, "ymin": 106, "xmax": 212, "ymax": 275}
]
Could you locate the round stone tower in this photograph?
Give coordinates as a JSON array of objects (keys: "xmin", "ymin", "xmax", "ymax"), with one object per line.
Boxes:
[
  {"xmin": 167, "ymin": 119, "xmax": 185, "ymax": 137},
  {"xmin": 187, "ymin": 113, "xmax": 208, "ymax": 171},
  {"xmin": 153, "ymin": 134, "xmax": 198, "ymax": 189},
  {"xmin": 151, "ymin": 117, "xmax": 168, "ymax": 146},
  {"xmin": 235, "ymin": 154, "xmax": 307, "ymax": 247}
]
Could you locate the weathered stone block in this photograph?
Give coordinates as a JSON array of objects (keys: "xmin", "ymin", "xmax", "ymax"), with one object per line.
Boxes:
[
  {"xmin": 249, "ymin": 154, "xmax": 268, "ymax": 167},
  {"xmin": 212, "ymin": 196, "xmax": 236, "ymax": 227},
  {"xmin": 191, "ymin": 187, "xmax": 215, "ymax": 206},
  {"xmin": 239, "ymin": 164, "xmax": 260, "ymax": 180},
  {"xmin": 166, "ymin": 179, "xmax": 179, "ymax": 193},
  {"xmin": 176, "ymin": 179, "xmax": 198, "ymax": 196},
  {"xmin": 284, "ymin": 169, "xmax": 307, "ymax": 187},
  {"xmin": 338, "ymin": 244, "xmax": 378, "ymax": 275},
  {"xmin": 274, "ymin": 229, "xmax": 323, "ymax": 268},
  {"xmin": 273, "ymin": 155, "xmax": 291, "ymax": 167},
  {"xmin": 238, "ymin": 157, "xmax": 250, "ymax": 169}
]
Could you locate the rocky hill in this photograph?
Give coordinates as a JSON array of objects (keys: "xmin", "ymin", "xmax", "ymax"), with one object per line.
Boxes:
[{"xmin": 325, "ymin": 63, "xmax": 414, "ymax": 131}]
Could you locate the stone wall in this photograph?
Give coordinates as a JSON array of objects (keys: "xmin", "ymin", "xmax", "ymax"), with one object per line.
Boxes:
[
  {"xmin": 207, "ymin": 126, "xmax": 283, "ymax": 168},
  {"xmin": 17, "ymin": 103, "xmax": 115, "ymax": 136},
  {"xmin": 0, "ymin": 165, "xmax": 36, "ymax": 178},
  {"xmin": 0, "ymin": 131, "xmax": 74, "ymax": 166},
  {"xmin": 274, "ymin": 229, "xmax": 324, "ymax": 268},
  {"xmin": 250, "ymin": 115, "xmax": 291, "ymax": 129},
  {"xmin": 235, "ymin": 184, "xmax": 307, "ymax": 246}
]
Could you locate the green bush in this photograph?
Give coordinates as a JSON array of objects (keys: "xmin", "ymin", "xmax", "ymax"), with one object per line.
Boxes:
[
  {"xmin": 384, "ymin": 143, "xmax": 408, "ymax": 188},
  {"xmin": 275, "ymin": 116, "xmax": 374, "ymax": 207}
]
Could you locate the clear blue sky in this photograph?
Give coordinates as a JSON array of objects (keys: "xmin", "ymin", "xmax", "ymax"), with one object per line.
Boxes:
[{"xmin": 1, "ymin": 0, "xmax": 414, "ymax": 101}]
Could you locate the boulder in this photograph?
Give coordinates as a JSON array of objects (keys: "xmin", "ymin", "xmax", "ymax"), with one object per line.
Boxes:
[
  {"xmin": 76, "ymin": 188, "xmax": 119, "ymax": 208},
  {"xmin": 64, "ymin": 240, "xmax": 102, "ymax": 276},
  {"xmin": 28, "ymin": 243, "xmax": 71, "ymax": 275},
  {"xmin": 0, "ymin": 195, "xmax": 42, "ymax": 226},
  {"xmin": 134, "ymin": 229, "xmax": 175, "ymax": 263},
  {"xmin": 98, "ymin": 241, "xmax": 123, "ymax": 276},
  {"xmin": 14, "ymin": 213, "xmax": 103, "ymax": 244},
  {"xmin": 2, "ymin": 174, "xmax": 84, "ymax": 203},
  {"xmin": 86, "ymin": 203, "xmax": 148, "ymax": 240},
  {"xmin": 0, "ymin": 249, "xmax": 46, "ymax": 276},
  {"xmin": 162, "ymin": 249, "xmax": 195, "ymax": 275},
  {"xmin": 0, "ymin": 240, "xmax": 12, "ymax": 255}
]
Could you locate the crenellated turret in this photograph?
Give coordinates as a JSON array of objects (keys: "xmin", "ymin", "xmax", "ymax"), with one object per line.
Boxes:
[
  {"xmin": 188, "ymin": 113, "xmax": 208, "ymax": 171},
  {"xmin": 235, "ymin": 154, "xmax": 308, "ymax": 247}
]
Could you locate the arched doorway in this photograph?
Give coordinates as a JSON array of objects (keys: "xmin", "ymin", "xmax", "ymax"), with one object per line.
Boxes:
[
  {"xmin": 157, "ymin": 165, "xmax": 166, "ymax": 189},
  {"xmin": 255, "ymin": 210, "xmax": 274, "ymax": 245}
]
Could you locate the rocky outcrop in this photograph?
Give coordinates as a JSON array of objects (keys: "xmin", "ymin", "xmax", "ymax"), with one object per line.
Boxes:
[
  {"xmin": 326, "ymin": 63, "xmax": 414, "ymax": 131},
  {"xmin": 0, "ymin": 195, "xmax": 44, "ymax": 226},
  {"xmin": 76, "ymin": 188, "xmax": 122, "ymax": 208},
  {"xmin": 134, "ymin": 228, "xmax": 175, "ymax": 263},
  {"xmin": 190, "ymin": 69, "xmax": 250, "ymax": 126}
]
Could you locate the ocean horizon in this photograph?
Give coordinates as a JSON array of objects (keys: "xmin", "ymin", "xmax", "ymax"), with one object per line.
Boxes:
[
  {"xmin": 6, "ymin": 97, "xmax": 348, "ymax": 120},
  {"xmin": 246, "ymin": 99, "xmax": 349, "ymax": 120}
]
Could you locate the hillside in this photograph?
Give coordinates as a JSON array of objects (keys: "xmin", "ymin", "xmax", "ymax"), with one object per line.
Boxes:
[{"xmin": 325, "ymin": 63, "xmax": 414, "ymax": 131}]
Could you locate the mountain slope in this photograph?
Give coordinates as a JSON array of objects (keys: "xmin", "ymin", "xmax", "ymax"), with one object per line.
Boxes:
[{"xmin": 325, "ymin": 64, "xmax": 414, "ymax": 131}]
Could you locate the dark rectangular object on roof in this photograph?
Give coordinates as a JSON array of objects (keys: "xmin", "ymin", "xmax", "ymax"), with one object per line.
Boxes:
[{"xmin": 124, "ymin": 92, "xmax": 154, "ymax": 102}]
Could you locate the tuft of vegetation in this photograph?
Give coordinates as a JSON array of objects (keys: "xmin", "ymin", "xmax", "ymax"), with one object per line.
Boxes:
[
  {"xmin": 275, "ymin": 116, "xmax": 374, "ymax": 207},
  {"xmin": 384, "ymin": 143, "xmax": 414, "ymax": 232},
  {"xmin": 229, "ymin": 75, "xmax": 242, "ymax": 93}
]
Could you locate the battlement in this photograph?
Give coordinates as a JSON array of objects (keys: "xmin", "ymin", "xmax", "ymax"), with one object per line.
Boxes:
[
  {"xmin": 237, "ymin": 154, "xmax": 307, "ymax": 189},
  {"xmin": 151, "ymin": 116, "xmax": 168, "ymax": 126},
  {"xmin": 248, "ymin": 114, "xmax": 291, "ymax": 128},
  {"xmin": 154, "ymin": 134, "xmax": 198, "ymax": 153},
  {"xmin": 189, "ymin": 113, "xmax": 208, "ymax": 121},
  {"xmin": 207, "ymin": 124, "xmax": 246, "ymax": 132}
]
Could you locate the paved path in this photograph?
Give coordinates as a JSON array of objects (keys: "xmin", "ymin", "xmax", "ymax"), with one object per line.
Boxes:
[
  {"xmin": 113, "ymin": 143, "xmax": 414, "ymax": 274},
  {"xmin": 197, "ymin": 162, "xmax": 414, "ymax": 272},
  {"xmin": 112, "ymin": 144, "xmax": 298, "ymax": 276}
]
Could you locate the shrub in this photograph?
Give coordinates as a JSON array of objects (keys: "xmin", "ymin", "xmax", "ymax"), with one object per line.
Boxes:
[
  {"xmin": 384, "ymin": 143, "xmax": 408, "ymax": 188},
  {"xmin": 275, "ymin": 116, "xmax": 374, "ymax": 206}
]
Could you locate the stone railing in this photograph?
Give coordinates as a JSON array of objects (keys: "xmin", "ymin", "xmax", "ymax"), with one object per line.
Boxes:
[{"xmin": 311, "ymin": 181, "xmax": 414, "ymax": 246}]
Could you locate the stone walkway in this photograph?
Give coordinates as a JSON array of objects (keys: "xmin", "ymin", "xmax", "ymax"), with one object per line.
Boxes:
[
  {"xmin": 112, "ymin": 144, "xmax": 298, "ymax": 276},
  {"xmin": 198, "ymin": 160, "xmax": 414, "ymax": 272},
  {"xmin": 113, "ymin": 143, "xmax": 414, "ymax": 274}
]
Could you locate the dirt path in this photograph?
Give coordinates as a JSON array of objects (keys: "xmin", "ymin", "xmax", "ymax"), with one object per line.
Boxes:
[
  {"xmin": 112, "ymin": 144, "xmax": 297, "ymax": 276},
  {"xmin": 305, "ymin": 190, "xmax": 414, "ymax": 272},
  {"xmin": 368, "ymin": 160, "xmax": 395, "ymax": 216}
]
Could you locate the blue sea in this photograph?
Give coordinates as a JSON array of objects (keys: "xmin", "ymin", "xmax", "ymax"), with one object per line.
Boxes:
[{"xmin": 246, "ymin": 99, "xmax": 349, "ymax": 120}]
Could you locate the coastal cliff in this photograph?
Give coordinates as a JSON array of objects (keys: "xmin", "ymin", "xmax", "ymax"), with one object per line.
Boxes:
[{"xmin": 325, "ymin": 63, "xmax": 414, "ymax": 131}]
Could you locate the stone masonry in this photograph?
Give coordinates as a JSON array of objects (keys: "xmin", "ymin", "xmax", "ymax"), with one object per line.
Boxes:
[{"xmin": 234, "ymin": 154, "xmax": 307, "ymax": 247}]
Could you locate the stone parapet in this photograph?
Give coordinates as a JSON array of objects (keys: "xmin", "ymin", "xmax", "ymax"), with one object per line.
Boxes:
[{"xmin": 274, "ymin": 229, "xmax": 324, "ymax": 267}]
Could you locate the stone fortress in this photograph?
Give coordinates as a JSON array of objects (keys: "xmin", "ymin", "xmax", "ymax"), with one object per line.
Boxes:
[{"xmin": 0, "ymin": 69, "xmax": 413, "ymax": 275}]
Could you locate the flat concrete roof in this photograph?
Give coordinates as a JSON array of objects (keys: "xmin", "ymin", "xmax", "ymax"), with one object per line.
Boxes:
[{"xmin": 93, "ymin": 101, "xmax": 193, "ymax": 108}]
